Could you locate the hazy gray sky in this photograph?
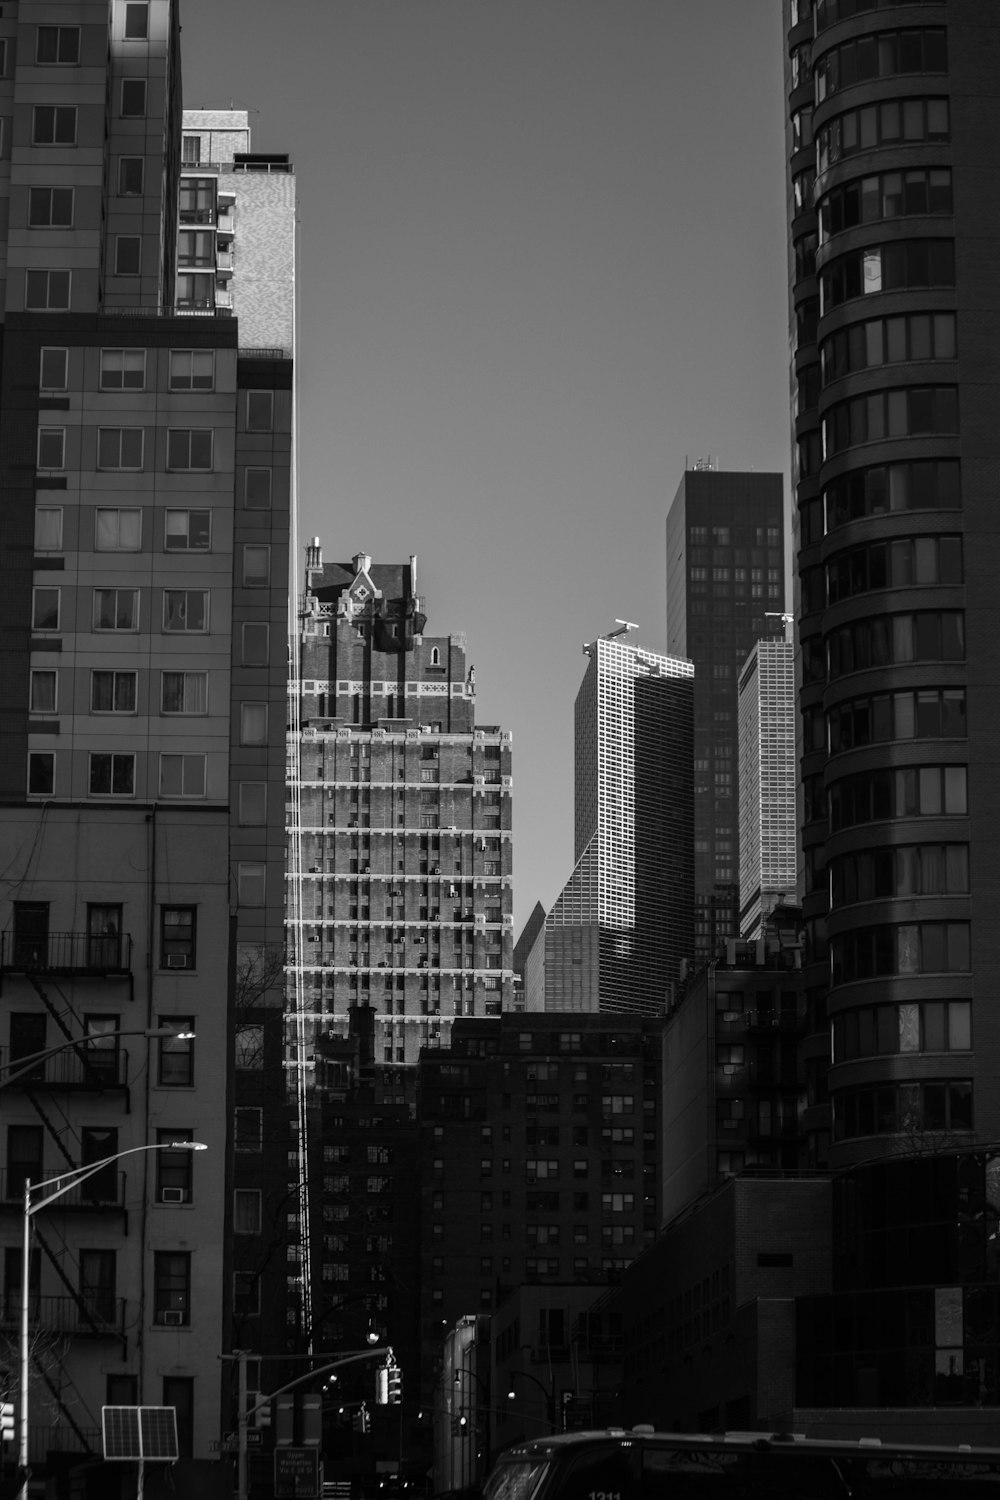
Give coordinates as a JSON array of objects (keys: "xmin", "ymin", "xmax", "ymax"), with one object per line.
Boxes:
[{"xmin": 182, "ymin": 0, "xmax": 790, "ymax": 935}]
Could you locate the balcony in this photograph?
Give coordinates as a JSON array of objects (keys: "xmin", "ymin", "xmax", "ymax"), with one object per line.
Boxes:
[
  {"xmin": 1, "ymin": 930, "xmax": 132, "ymax": 978},
  {"xmin": 0, "ymin": 1291, "xmax": 127, "ymax": 1340},
  {"xmin": 0, "ymin": 1044, "xmax": 129, "ymax": 1093},
  {"xmin": 0, "ymin": 1168, "xmax": 125, "ymax": 1212}
]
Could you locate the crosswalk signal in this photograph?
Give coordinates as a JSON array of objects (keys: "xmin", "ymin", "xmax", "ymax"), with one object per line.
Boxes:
[
  {"xmin": 252, "ymin": 1394, "xmax": 271, "ymax": 1428},
  {"xmin": 375, "ymin": 1366, "xmax": 389, "ymax": 1406},
  {"xmin": 0, "ymin": 1402, "xmax": 15, "ymax": 1443}
]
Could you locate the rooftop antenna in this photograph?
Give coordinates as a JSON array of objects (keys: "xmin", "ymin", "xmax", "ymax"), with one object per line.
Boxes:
[{"xmin": 606, "ymin": 619, "xmax": 639, "ymax": 640}]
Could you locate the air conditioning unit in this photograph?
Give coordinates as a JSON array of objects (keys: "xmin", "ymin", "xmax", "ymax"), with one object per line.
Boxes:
[
  {"xmin": 161, "ymin": 1309, "xmax": 185, "ymax": 1326},
  {"xmin": 160, "ymin": 1187, "xmax": 186, "ymax": 1204},
  {"xmin": 166, "ymin": 954, "xmax": 189, "ymax": 970}
]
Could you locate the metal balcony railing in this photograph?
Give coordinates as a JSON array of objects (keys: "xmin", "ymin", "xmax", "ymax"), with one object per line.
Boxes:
[
  {"xmin": 0, "ymin": 1044, "xmax": 128, "ymax": 1090},
  {"xmin": 0, "ymin": 1291, "xmax": 127, "ymax": 1338},
  {"xmin": 1, "ymin": 930, "xmax": 132, "ymax": 975},
  {"xmin": 0, "ymin": 1168, "xmax": 125, "ymax": 1211}
]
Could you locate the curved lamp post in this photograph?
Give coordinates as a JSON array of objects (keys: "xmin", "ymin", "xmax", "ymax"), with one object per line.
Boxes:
[
  {"xmin": 18, "ymin": 1140, "xmax": 207, "ymax": 1499},
  {"xmin": 507, "ymin": 1368, "xmax": 556, "ymax": 1433},
  {"xmin": 0, "ymin": 1027, "xmax": 194, "ymax": 1093}
]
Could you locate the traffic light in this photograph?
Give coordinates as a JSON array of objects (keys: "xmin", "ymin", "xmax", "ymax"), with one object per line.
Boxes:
[
  {"xmin": 375, "ymin": 1366, "xmax": 389, "ymax": 1406},
  {"xmin": 251, "ymin": 1393, "xmax": 271, "ymax": 1428},
  {"xmin": 386, "ymin": 1367, "xmax": 402, "ymax": 1405},
  {"xmin": 352, "ymin": 1403, "xmax": 370, "ymax": 1434},
  {"xmin": 0, "ymin": 1403, "xmax": 14, "ymax": 1443}
]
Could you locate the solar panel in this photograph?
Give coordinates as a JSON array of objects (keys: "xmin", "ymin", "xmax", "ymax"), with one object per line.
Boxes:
[{"xmin": 102, "ymin": 1406, "xmax": 179, "ymax": 1461}]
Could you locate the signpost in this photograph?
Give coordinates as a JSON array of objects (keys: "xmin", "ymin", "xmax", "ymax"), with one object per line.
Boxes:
[{"xmin": 274, "ymin": 1446, "xmax": 320, "ymax": 1498}]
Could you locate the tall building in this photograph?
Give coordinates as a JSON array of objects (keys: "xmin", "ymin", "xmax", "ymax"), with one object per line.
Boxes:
[
  {"xmin": 287, "ymin": 545, "xmax": 514, "ymax": 1072},
  {"xmin": 737, "ymin": 637, "xmax": 797, "ymax": 938},
  {"xmin": 527, "ymin": 630, "xmax": 693, "ymax": 1016},
  {"xmin": 0, "ymin": 3, "xmax": 292, "ymax": 1483},
  {"xmin": 666, "ymin": 465, "xmax": 786, "ymax": 966}
]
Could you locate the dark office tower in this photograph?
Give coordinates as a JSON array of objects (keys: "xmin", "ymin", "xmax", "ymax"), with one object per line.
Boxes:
[
  {"xmin": 666, "ymin": 466, "xmax": 786, "ymax": 968},
  {"xmin": 783, "ymin": 1, "xmax": 997, "ymax": 1168}
]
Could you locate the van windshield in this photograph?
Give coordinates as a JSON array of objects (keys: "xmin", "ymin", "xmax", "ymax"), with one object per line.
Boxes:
[{"xmin": 483, "ymin": 1457, "xmax": 551, "ymax": 1500}]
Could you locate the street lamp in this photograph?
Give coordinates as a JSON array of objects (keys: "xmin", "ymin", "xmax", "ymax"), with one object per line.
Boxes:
[
  {"xmin": 0, "ymin": 1027, "xmax": 195, "ymax": 1092},
  {"xmin": 507, "ymin": 1369, "xmax": 556, "ymax": 1433},
  {"xmin": 18, "ymin": 1140, "xmax": 207, "ymax": 1499}
]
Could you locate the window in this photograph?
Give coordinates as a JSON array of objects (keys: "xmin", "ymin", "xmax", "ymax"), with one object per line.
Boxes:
[
  {"xmin": 153, "ymin": 1251, "xmax": 191, "ymax": 1325},
  {"xmin": 28, "ymin": 187, "xmax": 74, "ymax": 227},
  {"xmin": 817, "ymin": 97, "xmax": 950, "ymax": 174},
  {"xmin": 244, "ymin": 469, "xmax": 272, "ymax": 509},
  {"xmin": 159, "ymin": 755, "xmax": 206, "ymax": 799},
  {"xmin": 235, "ymin": 1108, "xmax": 262, "ymax": 1152},
  {"xmin": 243, "ymin": 545, "xmax": 270, "ymax": 586},
  {"xmin": 94, "ymin": 588, "xmax": 139, "ymax": 631},
  {"xmin": 36, "ymin": 25, "xmax": 81, "ymax": 64},
  {"xmin": 246, "ymin": 391, "xmax": 273, "ymax": 432},
  {"xmin": 83, "ymin": 1014, "xmax": 120, "ymax": 1077},
  {"xmin": 91, "ymin": 671, "xmax": 137, "ymax": 713},
  {"xmin": 80, "ymin": 1249, "xmax": 116, "ymax": 1321},
  {"xmin": 89, "ymin": 753, "xmax": 135, "ymax": 797},
  {"xmin": 28, "ymin": 753, "xmax": 54, "ymax": 796},
  {"xmin": 158, "ymin": 1019, "xmax": 194, "ymax": 1084},
  {"xmin": 162, "ymin": 590, "xmax": 208, "ymax": 632},
  {"xmin": 241, "ymin": 622, "xmax": 269, "ymax": 665},
  {"xmin": 181, "ymin": 135, "xmax": 201, "ymax": 166},
  {"xmin": 161, "ymin": 909, "xmax": 195, "ymax": 970},
  {"xmin": 163, "ymin": 1377, "xmax": 194, "ymax": 1460},
  {"xmin": 160, "ymin": 671, "xmax": 207, "ymax": 715},
  {"xmin": 32, "ymin": 106, "xmax": 77, "ymax": 144},
  {"xmin": 235, "ymin": 1025, "xmax": 264, "ymax": 1070},
  {"xmin": 95, "ymin": 508, "xmax": 141, "ymax": 550},
  {"xmin": 100, "ymin": 348, "xmax": 145, "ymax": 390},
  {"xmin": 179, "ymin": 178, "xmax": 216, "ymax": 224},
  {"xmin": 118, "ymin": 157, "xmax": 144, "ymax": 195},
  {"xmin": 234, "ymin": 1190, "xmax": 262, "ymax": 1234},
  {"xmin": 241, "ymin": 703, "xmax": 268, "ymax": 745},
  {"xmin": 97, "ymin": 427, "xmax": 144, "ymax": 470},
  {"xmin": 123, "ymin": 2, "xmax": 149, "ymax": 38},
  {"xmin": 169, "ymin": 350, "xmax": 214, "ymax": 390},
  {"xmin": 177, "ymin": 229, "xmax": 214, "ymax": 267},
  {"xmin": 120, "ymin": 79, "xmax": 146, "ymax": 117},
  {"xmin": 37, "ymin": 428, "xmax": 65, "ymax": 470},
  {"xmin": 821, "ymin": 240, "xmax": 955, "ymax": 313},
  {"xmin": 156, "ymin": 1130, "xmax": 193, "ymax": 1203},
  {"xmin": 39, "ymin": 348, "xmax": 68, "ymax": 390},
  {"xmin": 238, "ymin": 864, "xmax": 266, "ymax": 907},
  {"xmin": 825, "ymin": 457, "xmax": 960, "ymax": 530},
  {"xmin": 25, "ymin": 270, "xmax": 71, "ymax": 310},
  {"xmin": 175, "ymin": 273, "xmax": 215, "ymax": 310},
  {"xmin": 34, "ymin": 508, "xmax": 63, "ymax": 551},
  {"xmin": 164, "ymin": 509, "xmax": 210, "ymax": 551},
  {"xmin": 30, "ymin": 669, "xmax": 57, "ymax": 714},
  {"xmin": 239, "ymin": 783, "xmax": 267, "ymax": 825},
  {"xmin": 166, "ymin": 429, "xmax": 213, "ymax": 470}
]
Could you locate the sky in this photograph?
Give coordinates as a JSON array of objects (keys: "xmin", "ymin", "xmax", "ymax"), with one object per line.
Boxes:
[{"xmin": 181, "ymin": 0, "xmax": 791, "ymax": 936}]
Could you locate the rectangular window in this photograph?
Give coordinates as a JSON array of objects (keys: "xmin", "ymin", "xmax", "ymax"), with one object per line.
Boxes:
[
  {"xmin": 100, "ymin": 348, "xmax": 145, "ymax": 390},
  {"xmin": 246, "ymin": 391, "xmax": 273, "ymax": 432},
  {"xmin": 168, "ymin": 349, "xmax": 214, "ymax": 390},
  {"xmin": 177, "ymin": 229, "xmax": 214, "ymax": 267},
  {"xmin": 32, "ymin": 587, "xmax": 60, "ymax": 631},
  {"xmin": 97, "ymin": 427, "xmax": 144, "ymax": 471},
  {"xmin": 123, "ymin": 2, "xmax": 149, "ymax": 38},
  {"xmin": 161, "ymin": 909, "xmax": 195, "ymax": 970},
  {"xmin": 166, "ymin": 429, "xmax": 213, "ymax": 471},
  {"xmin": 37, "ymin": 427, "xmax": 65, "ymax": 470},
  {"xmin": 156, "ymin": 1129, "xmax": 193, "ymax": 1203},
  {"xmin": 36, "ymin": 26, "xmax": 82, "ymax": 64},
  {"xmin": 39, "ymin": 348, "xmax": 68, "ymax": 390},
  {"xmin": 91, "ymin": 670, "xmax": 137, "ymax": 714},
  {"xmin": 35, "ymin": 507, "xmax": 63, "ymax": 551},
  {"xmin": 158, "ymin": 1018, "xmax": 195, "ymax": 1083},
  {"xmin": 174, "ymin": 273, "xmax": 215, "ymax": 309},
  {"xmin": 181, "ymin": 135, "xmax": 201, "ymax": 166},
  {"xmin": 164, "ymin": 509, "xmax": 210, "ymax": 551},
  {"xmin": 79, "ymin": 1248, "xmax": 116, "ymax": 1321},
  {"xmin": 238, "ymin": 863, "xmax": 266, "ymax": 908},
  {"xmin": 94, "ymin": 589, "xmax": 139, "ymax": 631},
  {"xmin": 118, "ymin": 157, "xmax": 144, "ymax": 195},
  {"xmin": 162, "ymin": 590, "xmax": 208, "ymax": 633},
  {"xmin": 29, "ymin": 669, "xmax": 57, "ymax": 714},
  {"xmin": 25, "ymin": 270, "xmax": 71, "ymax": 311},
  {"xmin": 241, "ymin": 702, "xmax": 268, "ymax": 745},
  {"xmin": 89, "ymin": 753, "xmax": 135, "ymax": 797},
  {"xmin": 241, "ymin": 622, "xmax": 269, "ymax": 665},
  {"xmin": 95, "ymin": 508, "xmax": 141, "ymax": 551},
  {"xmin": 161, "ymin": 671, "xmax": 207, "ymax": 715},
  {"xmin": 244, "ymin": 468, "xmax": 272, "ymax": 509},
  {"xmin": 32, "ymin": 105, "xmax": 77, "ymax": 144},
  {"xmin": 235, "ymin": 1025, "xmax": 264, "ymax": 1069},
  {"xmin": 114, "ymin": 236, "xmax": 141, "ymax": 274},
  {"xmin": 179, "ymin": 178, "xmax": 216, "ymax": 224},
  {"xmin": 120, "ymin": 79, "xmax": 146, "ymax": 117},
  {"xmin": 28, "ymin": 753, "xmax": 55, "ymax": 796},
  {"xmin": 159, "ymin": 754, "xmax": 206, "ymax": 799},
  {"xmin": 153, "ymin": 1251, "xmax": 190, "ymax": 1325},
  {"xmin": 235, "ymin": 1108, "xmax": 262, "ymax": 1152},
  {"xmin": 243, "ymin": 545, "xmax": 270, "ymax": 586},
  {"xmin": 234, "ymin": 1189, "xmax": 262, "ymax": 1234},
  {"xmin": 239, "ymin": 783, "xmax": 267, "ymax": 825},
  {"xmin": 28, "ymin": 187, "xmax": 74, "ymax": 227}
]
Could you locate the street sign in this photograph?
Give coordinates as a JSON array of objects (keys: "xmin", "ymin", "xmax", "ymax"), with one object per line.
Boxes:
[
  {"xmin": 275, "ymin": 1446, "xmax": 320, "ymax": 1498},
  {"xmin": 246, "ymin": 1428, "xmax": 263, "ymax": 1447}
]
